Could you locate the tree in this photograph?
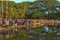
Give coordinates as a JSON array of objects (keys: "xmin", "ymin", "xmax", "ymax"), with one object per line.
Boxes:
[
  {"xmin": 0, "ymin": 1, "xmax": 60, "ymax": 19},
  {"xmin": 54, "ymin": 12, "xmax": 60, "ymax": 19},
  {"xmin": 31, "ymin": 12, "xmax": 45, "ymax": 19},
  {"xmin": 36, "ymin": 0, "xmax": 58, "ymax": 10}
]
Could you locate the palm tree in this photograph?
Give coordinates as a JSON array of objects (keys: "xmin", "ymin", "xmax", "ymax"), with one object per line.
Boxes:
[
  {"xmin": 1, "ymin": 1, "xmax": 3, "ymax": 18},
  {"xmin": 6, "ymin": 1, "xmax": 8, "ymax": 19}
]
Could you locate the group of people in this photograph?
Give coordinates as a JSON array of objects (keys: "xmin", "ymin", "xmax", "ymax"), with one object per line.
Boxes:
[
  {"xmin": 0, "ymin": 19, "xmax": 29, "ymax": 29},
  {"xmin": 0, "ymin": 19, "xmax": 30, "ymax": 35}
]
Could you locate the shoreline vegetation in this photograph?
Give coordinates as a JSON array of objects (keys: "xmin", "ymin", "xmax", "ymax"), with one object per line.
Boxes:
[{"xmin": 0, "ymin": 1, "xmax": 60, "ymax": 19}]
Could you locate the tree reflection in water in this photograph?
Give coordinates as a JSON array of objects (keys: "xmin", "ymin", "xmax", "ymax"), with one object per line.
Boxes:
[
  {"xmin": 0, "ymin": 25, "xmax": 60, "ymax": 40},
  {"xmin": 28, "ymin": 25, "xmax": 60, "ymax": 40}
]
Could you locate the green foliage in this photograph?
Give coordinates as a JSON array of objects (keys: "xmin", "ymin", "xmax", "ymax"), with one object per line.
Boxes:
[
  {"xmin": 0, "ymin": 1, "xmax": 60, "ymax": 19},
  {"xmin": 31, "ymin": 12, "xmax": 45, "ymax": 19}
]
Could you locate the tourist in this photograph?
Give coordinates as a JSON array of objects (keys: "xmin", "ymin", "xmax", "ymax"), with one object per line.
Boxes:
[
  {"xmin": 0, "ymin": 20, "xmax": 3, "ymax": 27},
  {"xmin": 5, "ymin": 20, "xmax": 10, "ymax": 28}
]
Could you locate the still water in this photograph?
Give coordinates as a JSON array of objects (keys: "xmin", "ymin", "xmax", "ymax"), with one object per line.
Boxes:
[
  {"xmin": 28, "ymin": 25, "xmax": 60, "ymax": 40},
  {"xmin": 0, "ymin": 25, "xmax": 60, "ymax": 40}
]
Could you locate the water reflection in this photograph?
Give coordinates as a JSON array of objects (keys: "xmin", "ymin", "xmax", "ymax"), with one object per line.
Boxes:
[
  {"xmin": 28, "ymin": 25, "xmax": 60, "ymax": 40},
  {"xmin": 0, "ymin": 25, "xmax": 60, "ymax": 40},
  {"xmin": 44, "ymin": 26, "xmax": 49, "ymax": 32}
]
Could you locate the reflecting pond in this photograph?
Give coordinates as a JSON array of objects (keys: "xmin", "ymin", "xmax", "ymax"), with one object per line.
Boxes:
[
  {"xmin": 0, "ymin": 25, "xmax": 60, "ymax": 40},
  {"xmin": 28, "ymin": 25, "xmax": 60, "ymax": 40}
]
